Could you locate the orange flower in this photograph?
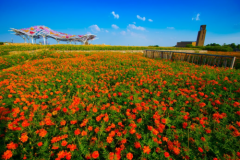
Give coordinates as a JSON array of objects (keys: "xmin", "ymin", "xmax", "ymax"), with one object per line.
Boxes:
[
  {"xmin": 107, "ymin": 136, "xmax": 113, "ymax": 144},
  {"xmin": 126, "ymin": 153, "xmax": 133, "ymax": 160},
  {"xmin": 152, "ymin": 129, "xmax": 159, "ymax": 135},
  {"xmin": 95, "ymin": 127, "xmax": 100, "ymax": 133},
  {"xmin": 2, "ymin": 150, "xmax": 12, "ymax": 160},
  {"xmin": 60, "ymin": 120, "xmax": 66, "ymax": 126},
  {"xmin": 57, "ymin": 150, "xmax": 66, "ymax": 159},
  {"xmin": 92, "ymin": 151, "xmax": 99, "ymax": 159},
  {"xmin": 7, "ymin": 142, "xmax": 18, "ymax": 150},
  {"xmin": 70, "ymin": 120, "xmax": 77, "ymax": 125},
  {"xmin": 39, "ymin": 129, "xmax": 47, "ymax": 137},
  {"xmin": 162, "ymin": 137, "xmax": 168, "ymax": 142},
  {"xmin": 199, "ymin": 102, "xmax": 206, "ymax": 107},
  {"xmin": 109, "ymin": 131, "xmax": 115, "ymax": 137},
  {"xmin": 61, "ymin": 140, "xmax": 68, "ymax": 146},
  {"xmin": 67, "ymin": 144, "xmax": 77, "ymax": 151},
  {"xmin": 121, "ymin": 139, "xmax": 127, "ymax": 144},
  {"xmin": 20, "ymin": 133, "xmax": 28, "ymax": 143},
  {"xmin": 93, "ymin": 107, "xmax": 98, "ymax": 113},
  {"xmin": 173, "ymin": 147, "xmax": 180, "ymax": 155},
  {"xmin": 81, "ymin": 130, "xmax": 87, "ymax": 136},
  {"xmin": 143, "ymin": 146, "xmax": 151, "ymax": 154}
]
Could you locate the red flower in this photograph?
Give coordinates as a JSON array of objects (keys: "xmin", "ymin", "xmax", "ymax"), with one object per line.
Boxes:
[
  {"xmin": 92, "ymin": 151, "xmax": 99, "ymax": 159},
  {"xmin": 198, "ymin": 147, "xmax": 203, "ymax": 153},
  {"xmin": 38, "ymin": 142, "xmax": 43, "ymax": 147},
  {"xmin": 205, "ymin": 129, "xmax": 211, "ymax": 134},
  {"xmin": 126, "ymin": 152, "xmax": 133, "ymax": 160},
  {"xmin": 201, "ymin": 137, "xmax": 206, "ymax": 142},
  {"xmin": 182, "ymin": 122, "xmax": 188, "ymax": 129},
  {"xmin": 63, "ymin": 108, "xmax": 67, "ymax": 113},
  {"xmin": 74, "ymin": 128, "xmax": 81, "ymax": 135},
  {"xmin": 134, "ymin": 142, "xmax": 141, "ymax": 149},
  {"xmin": 161, "ymin": 119, "xmax": 166, "ymax": 124},
  {"xmin": 164, "ymin": 152, "xmax": 170, "ymax": 158},
  {"xmin": 237, "ymin": 151, "xmax": 240, "ymax": 157}
]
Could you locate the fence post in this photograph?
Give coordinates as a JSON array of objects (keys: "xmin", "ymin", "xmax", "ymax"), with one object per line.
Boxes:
[
  {"xmin": 213, "ymin": 57, "xmax": 217, "ymax": 66},
  {"xmin": 230, "ymin": 57, "xmax": 236, "ymax": 69},
  {"xmin": 217, "ymin": 57, "xmax": 221, "ymax": 67},
  {"xmin": 200, "ymin": 55, "xmax": 202, "ymax": 65},
  {"xmin": 224, "ymin": 59, "xmax": 227, "ymax": 68},
  {"xmin": 187, "ymin": 54, "xmax": 190, "ymax": 62},
  {"xmin": 170, "ymin": 52, "xmax": 173, "ymax": 61}
]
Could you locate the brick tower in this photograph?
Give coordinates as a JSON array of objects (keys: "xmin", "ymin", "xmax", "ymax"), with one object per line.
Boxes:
[{"xmin": 196, "ymin": 25, "xmax": 206, "ymax": 46}]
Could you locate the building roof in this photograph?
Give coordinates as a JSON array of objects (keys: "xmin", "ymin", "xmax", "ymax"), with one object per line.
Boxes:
[{"xmin": 10, "ymin": 26, "xmax": 96, "ymax": 43}]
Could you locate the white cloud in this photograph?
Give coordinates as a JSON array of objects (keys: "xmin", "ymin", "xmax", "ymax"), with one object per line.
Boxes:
[
  {"xmin": 148, "ymin": 19, "xmax": 153, "ymax": 22},
  {"xmin": 111, "ymin": 11, "xmax": 119, "ymax": 19},
  {"xmin": 120, "ymin": 31, "xmax": 126, "ymax": 35},
  {"xmin": 105, "ymin": 30, "xmax": 109, "ymax": 33},
  {"xmin": 167, "ymin": 27, "xmax": 175, "ymax": 29},
  {"xmin": 192, "ymin": 13, "xmax": 200, "ymax": 21},
  {"xmin": 111, "ymin": 24, "xmax": 119, "ymax": 29},
  {"xmin": 128, "ymin": 24, "xmax": 146, "ymax": 31},
  {"xmin": 89, "ymin": 25, "xmax": 100, "ymax": 32},
  {"xmin": 137, "ymin": 15, "xmax": 146, "ymax": 21}
]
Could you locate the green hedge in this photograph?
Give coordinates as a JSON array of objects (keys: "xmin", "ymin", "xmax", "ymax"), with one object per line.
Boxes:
[{"xmin": 0, "ymin": 45, "xmax": 200, "ymax": 52}]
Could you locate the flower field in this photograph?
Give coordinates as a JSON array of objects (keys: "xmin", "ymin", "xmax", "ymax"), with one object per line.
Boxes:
[{"xmin": 0, "ymin": 51, "xmax": 240, "ymax": 160}]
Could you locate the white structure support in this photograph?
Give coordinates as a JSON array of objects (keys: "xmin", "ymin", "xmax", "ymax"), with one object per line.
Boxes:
[{"xmin": 43, "ymin": 36, "xmax": 46, "ymax": 45}]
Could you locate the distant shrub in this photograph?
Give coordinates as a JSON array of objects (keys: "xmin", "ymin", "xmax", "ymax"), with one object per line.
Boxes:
[
  {"xmin": 206, "ymin": 43, "xmax": 221, "ymax": 47},
  {"xmin": 149, "ymin": 45, "xmax": 159, "ymax": 47},
  {"xmin": 204, "ymin": 46, "xmax": 233, "ymax": 52},
  {"xmin": 0, "ymin": 42, "xmax": 4, "ymax": 45},
  {"xmin": 186, "ymin": 44, "xmax": 193, "ymax": 47}
]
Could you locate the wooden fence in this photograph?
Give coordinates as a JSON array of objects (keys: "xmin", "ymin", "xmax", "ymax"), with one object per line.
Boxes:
[{"xmin": 144, "ymin": 50, "xmax": 237, "ymax": 69}]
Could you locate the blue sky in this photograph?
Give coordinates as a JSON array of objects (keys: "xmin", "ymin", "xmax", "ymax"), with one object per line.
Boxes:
[{"xmin": 0, "ymin": 0, "xmax": 240, "ymax": 46}]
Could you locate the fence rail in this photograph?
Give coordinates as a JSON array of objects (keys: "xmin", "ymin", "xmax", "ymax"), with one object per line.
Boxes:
[{"xmin": 144, "ymin": 50, "xmax": 236, "ymax": 69}]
